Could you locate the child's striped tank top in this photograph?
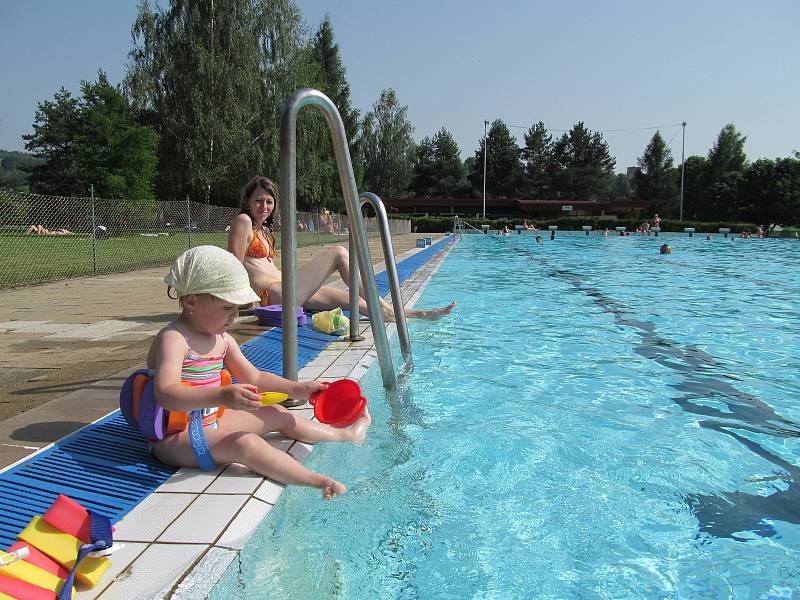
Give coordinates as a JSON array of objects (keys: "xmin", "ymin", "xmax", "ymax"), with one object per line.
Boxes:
[{"xmin": 181, "ymin": 335, "xmax": 228, "ymax": 428}]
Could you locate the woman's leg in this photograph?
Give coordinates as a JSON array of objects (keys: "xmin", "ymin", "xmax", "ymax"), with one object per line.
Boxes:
[
  {"xmin": 295, "ymin": 246, "xmax": 352, "ymax": 305},
  {"xmin": 266, "ymin": 244, "xmax": 456, "ymax": 321}
]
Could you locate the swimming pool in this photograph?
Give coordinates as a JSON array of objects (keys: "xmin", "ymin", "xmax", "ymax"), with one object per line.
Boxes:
[{"xmin": 210, "ymin": 233, "xmax": 800, "ymax": 598}]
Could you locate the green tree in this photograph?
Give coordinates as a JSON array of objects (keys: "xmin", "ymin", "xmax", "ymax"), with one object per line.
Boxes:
[
  {"xmin": 740, "ymin": 157, "xmax": 800, "ymax": 225},
  {"xmin": 22, "ymin": 88, "xmax": 82, "ymax": 196},
  {"xmin": 550, "ymin": 122, "xmax": 615, "ymax": 199},
  {"xmin": 410, "ymin": 128, "xmax": 464, "ymax": 198},
  {"xmin": 410, "ymin": 136, "xmax": 436, "ymax": 196},
  {"xmin": 23, "ymin": 74, "xmax": 158, "ymax": 202},
  {"xmin": 707, "ymin": 123, "xmax": 747, "ymax": 180},
  {"xmin": 680, "ymin": 155, "xmax": 708, "ymax": 220},
  {"xmin": 311, "ymin": 15, "xmax": 361, "ymax": 209},
  {"xmin": 79, "ymin": 71, "xmax": 158, "ymax": 201},
  {"xmin": 521, "ymin": 121, "xmax": 552, "ymax": 197},
  {"xmin": 469, "ymin": 119, "xmax": 521, "ymax": 198},
  {"xmin": 126, "ymin": 0, "xmax": 268, "ymax": 205},
  {"xmin": 635, "ymin": 131, "xmax": 677, "ymax": 216},
  {"xmin": 431, "ymin": 128, "xmax": 464, "ymax": 197},
  {"xmin": 606, "ymin": 173, "xmax": 633, "ymax": 199},
  {"xmin": 703, "ymin": 124, "xmax": 748, "ymax": 220},
  {"xmin": 360, "ymin": 89, "xmax": 415, "ymax": 197},
  {"xmin": 0, "ymin": 150, "xmax": 46, "ymax": 191}
]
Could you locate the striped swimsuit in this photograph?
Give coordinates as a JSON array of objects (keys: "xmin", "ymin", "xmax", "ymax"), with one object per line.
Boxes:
[{"xmin": 181, "ymin": 335, "xmax": 228, "ymax": 429}]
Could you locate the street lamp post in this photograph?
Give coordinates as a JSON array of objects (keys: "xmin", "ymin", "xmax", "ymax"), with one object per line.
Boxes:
[
  {"xmin": 482, "ymin": 119, "xmax": 489, "ymax": 219},
  {"xmin": 679, "ymin": 121, "xmax": 686, "ymax": 221}
]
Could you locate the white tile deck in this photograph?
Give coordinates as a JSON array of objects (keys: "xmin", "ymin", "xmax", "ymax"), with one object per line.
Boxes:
[
  {"xmin": 205, "ymin": 463, "xmax": 263, "ymax": 495},
  {"xmin": 253, "ymin": 479, "xmax": 285, "ymax": 505},
  {"xmin": 86, "ymin": 236, "xmax": 456, "ymax": 599},
  {"xmin": 75, "ymin": 541, "xmax": 148, "ymax": 600},
  {"xmin": 113, "ymin": 492, "xmax": 198, "ymax": 542},
  {"xmin": 155, "ymin": 466, "xmax": 223, "ymax": 493},
  {"xmin": 157, "ymin": 494, "xmax": 249, "ymax": 544},
  {"xmin": 215, "ymin": 498, "xmax": 273, "ymax": 550},
  {"xmin": 95, "ymin": 543, "xmax": 208, "ymax": 599}
]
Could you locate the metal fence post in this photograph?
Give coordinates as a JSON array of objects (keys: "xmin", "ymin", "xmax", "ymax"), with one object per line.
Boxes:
[
  {"xmin": 90, "ymin": 184, "xmax": 97, "ymax": 275},
  {"xmin": 186, "ymin": 195, "xmax": 192, "ymax": 249}
]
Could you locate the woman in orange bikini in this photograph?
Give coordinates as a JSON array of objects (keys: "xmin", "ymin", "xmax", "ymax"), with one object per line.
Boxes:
[{"xmin": 228, "ymin": 176, "xmax": 455, "ymax": 322}]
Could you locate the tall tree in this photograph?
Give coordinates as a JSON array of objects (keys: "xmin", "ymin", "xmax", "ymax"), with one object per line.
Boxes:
[
  {"xmin": 411, "ymin": 128, "xmax": 465, "ymax": 198},
  {"xmin": 431, "ymin": 128, "xmax": 464, "ymax": 197},
  {"xmin": 311, "ymin": 15, "xmax": 361, "ymax": 209},
  {"xmin": 23, "ymin": 73, "xmax": 157, "ymax": 202},
  {"xmin": 410, "ymin": 136, "xmax": 436, "ymax": 197},
  {"xmin": 469, "ymin": 119, "xmax": 521, "ymax": 198},
  {"xmin": 739, "ymin": 157, "xmax": 800, "ymax": 225},
  {"xmin": 550, "ymin": 122, "xmax": 615, "ymax": 199},
  {"xmin": 521, "ymin": 121, "xmax": 552, "ymax": 197},
  {"xmin": 125, "ymin": 0, "xmax": 273, "ymax": 205},
  {"xmin": 22, "ymin": 88, "xmax": 82, "ymax": 196},
  {"xmin": 359, "ymin": 89, "xmax": 415, "ymax": 198},
  {"xmin": 707, "ymin": 124, "xmax": 747, "ymax": 180},
  {"xmin": 635, "ymin": 131, "xmax": 677, "ymax": 216},
  {"xmin": 680, "ymin": 155, "xmax": 708, "ymax": 220},
  {"xmin": 78, "ymin": 71, "xmax": 158, "ymax": 202},
  {"xmin": 703, "ymin": 124, "xmax": 748, "ymax": 220}
]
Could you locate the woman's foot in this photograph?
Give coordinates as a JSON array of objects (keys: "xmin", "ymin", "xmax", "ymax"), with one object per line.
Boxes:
[
  {"xmin": 320, "ymin": 477, "xmax": 347, "ymax": 500},
  {"xmin": 347, "ymin": 406, "xmax": 372, "ymax": 446},
  {"xmin": 408, "ymin": 300, "xmax": 457, "ymax": 321}
]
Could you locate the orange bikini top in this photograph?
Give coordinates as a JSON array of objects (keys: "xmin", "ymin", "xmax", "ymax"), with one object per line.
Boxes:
[{"xmin": 246, "ymin": 229, "xmax": 276, "ymax": 261}]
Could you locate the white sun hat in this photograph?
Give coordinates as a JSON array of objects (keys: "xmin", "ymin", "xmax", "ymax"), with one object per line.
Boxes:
[{"xmin": 165, "ymin": 245, "xmax": 260, "ymax": 305}]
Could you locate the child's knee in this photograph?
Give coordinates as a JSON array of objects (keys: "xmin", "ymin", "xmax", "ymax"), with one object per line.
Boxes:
[{"xmin": 228, "ymin": 431, "xmax": 264, "ymax": 458}]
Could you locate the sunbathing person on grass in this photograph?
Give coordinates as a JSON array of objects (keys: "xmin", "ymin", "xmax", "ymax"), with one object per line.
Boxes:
[
  {"xmin": 26, "ymin": 224, "xmax": 74, "ymax": 236},
  {"xmin": 227, "ymin": 176, "xmax": 456, "ymax": 322}
]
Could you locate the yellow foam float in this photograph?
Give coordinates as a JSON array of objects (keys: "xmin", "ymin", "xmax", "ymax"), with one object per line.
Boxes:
[
  {"xmin": 17, "ymin": 517, "xmax": 110, "ymax": 589},
  {"xmin": 0, "ymin": 558, "xmax": 75, "ymax": 599}
]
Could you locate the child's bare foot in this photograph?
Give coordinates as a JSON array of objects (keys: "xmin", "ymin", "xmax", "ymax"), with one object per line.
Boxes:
[
  {"xmin": 347, "ymin": 406, "xmax": 372, "ymax": 446},
  {"xmin": 321, "ymin": 478, "xmax": 346, "ymax": 500}
]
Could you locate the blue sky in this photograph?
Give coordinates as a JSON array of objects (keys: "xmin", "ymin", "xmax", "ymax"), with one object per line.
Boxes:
[{"xmin": 1, "ymin": 1, "xmax": 797, "ymax": 171}]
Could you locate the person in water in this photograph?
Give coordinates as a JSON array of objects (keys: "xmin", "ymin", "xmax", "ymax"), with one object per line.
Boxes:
[
  {"xmin": 659, "ymin": 244, "xmax": 672, "ymax": 254},
  {"xmin": 147, "ymin": 245, "xmax": 370, "ymax": 499},
  {"xmin": 227, "ymin": 176, "xmax": 456, "ymax": 322}
]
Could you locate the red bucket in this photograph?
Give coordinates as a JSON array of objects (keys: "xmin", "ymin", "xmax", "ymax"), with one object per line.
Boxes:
[{"xmin": 309, "ymin": 379, "xmax": 367, "ymax": 428}]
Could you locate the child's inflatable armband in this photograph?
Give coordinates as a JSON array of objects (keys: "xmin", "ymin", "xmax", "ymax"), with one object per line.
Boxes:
[
  {"xmin": 312, "ymin": 308, "xmax": 350, "ymax": 336},
  {"xmin": 120, "ymin": 368, "xmax": 230, "ymax": 439}
]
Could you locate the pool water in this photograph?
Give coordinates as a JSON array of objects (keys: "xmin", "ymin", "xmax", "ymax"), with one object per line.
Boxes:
[{"xmin": 211, "ymin": 233, "xmax": 800, "ymax": 598}]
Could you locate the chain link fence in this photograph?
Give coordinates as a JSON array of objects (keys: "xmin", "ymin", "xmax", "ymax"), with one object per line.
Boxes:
[{"xmin": 0, "ymin": 188, "xmax": 410, "ymax": 289}]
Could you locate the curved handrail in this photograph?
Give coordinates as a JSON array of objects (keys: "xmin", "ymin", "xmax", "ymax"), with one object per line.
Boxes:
[
  {"xmin": 280, "ymin": 88, "xmax": 396, "ymax": 389},
  {"xmin": 459, "ymin": 219, "xmax": 484, "ymax": 233},
  {"xmin": 359, "ymin": 192, "xmax": 412, "ymax": 364}
]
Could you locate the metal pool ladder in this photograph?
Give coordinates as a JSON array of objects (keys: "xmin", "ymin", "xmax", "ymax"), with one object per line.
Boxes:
[{"xmin": 279, "ymin": 88, "xmax": 411, "ymax": 390}]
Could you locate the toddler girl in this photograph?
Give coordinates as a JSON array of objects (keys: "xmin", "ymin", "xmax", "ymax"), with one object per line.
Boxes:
[{"xmin": 147, "ymin": 245, "xmax": 370, "ymax": 499}]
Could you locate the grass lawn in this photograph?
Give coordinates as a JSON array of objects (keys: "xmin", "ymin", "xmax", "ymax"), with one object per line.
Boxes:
[{"xmin": 0, "ymin": 231, "xmax": 355, "ymax": 288}]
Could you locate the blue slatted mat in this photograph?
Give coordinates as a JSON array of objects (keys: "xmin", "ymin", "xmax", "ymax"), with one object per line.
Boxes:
[
  {"xmin": 0, "ymin": 235, "xmax": 453, "ymax": 548},
  {"xmin": 0, "ymin": 412, "xmax": 177, "ymax": 548}
]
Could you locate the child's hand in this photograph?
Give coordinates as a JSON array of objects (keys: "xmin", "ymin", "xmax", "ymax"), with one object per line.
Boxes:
[
  {"xmin": 221, "ymin": 384, "xmax": 262, "ymax": 411},
  {"xmin": 293, "ymin": 380, "xmax": 326, "ymax": 401}
]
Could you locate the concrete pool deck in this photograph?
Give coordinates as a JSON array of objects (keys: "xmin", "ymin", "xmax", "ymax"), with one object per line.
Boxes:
[{"xmin": 0, "ymin": 233, "xmax": 456, "ymax": 599}]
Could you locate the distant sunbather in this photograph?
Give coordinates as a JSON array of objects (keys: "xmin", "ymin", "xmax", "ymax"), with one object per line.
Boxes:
[{"xmin": 26, "ymin": 224, "xmax": 74, "ymax": 236}]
